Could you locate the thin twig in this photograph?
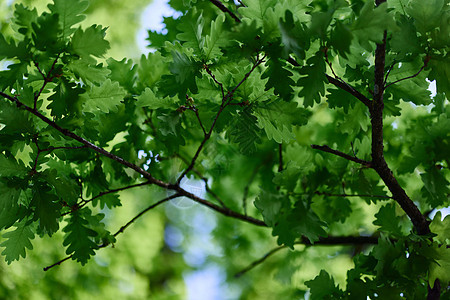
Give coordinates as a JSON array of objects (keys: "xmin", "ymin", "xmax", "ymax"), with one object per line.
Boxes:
[
  {"xmin": 204, "ymin": 64, "xmax": 225, "ymax": 98},
  {"xmin": 175, "ymin": 153, "xmax": 227, "ymax": 208},
  {"xmin": 33, "ymin": 54, "xmax": 61, "ymax": 109},
  {"xmin": 44, "ymin": 194, "xmax": 179, "ymax": 271},
  {"xmin": 384, "ymin": 62, "xmax": 428, "ymax": 89},
  {"xmin": 209, "ymin": 0, "xmax": 241, "ymax": 23},
  {"xmin": 235, "ymin": 235, "xmax": 379, "ymax": 277},
  {"xmin": 235, "ymin": 245, "xmax": 285, "ymax": 277},
  {"xmin": 311, "ymin": 144, "xmax": 372, "ymax": 167},
  {"xmin": 193, "ymin": 107, "xmax": 207, "ymax": 136},
  {"xmin": 384, "ymin": 60, "xmax": 396, "ymax": 86},
  {"xmin": 111, "ymin": 194, "xmax": 180, "ymax": 237},
  {"xmin": 62, "ymin": 181, "xmax": 152, "ymax": 215},
  {"xmin": 43, "ymin": 255, "xmax": 72, "ymax": 271},
  {"xmin": 308, "ymin": 191, "xmax": 392, "ymax": 199},
  {"xmin": 176, "ymin": 55, "xmax": 266, "ymax": 184}
]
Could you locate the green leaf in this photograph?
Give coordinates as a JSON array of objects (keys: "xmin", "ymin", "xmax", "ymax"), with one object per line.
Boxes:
[
  {"xmin": 406, "ymin": 0, "xmax": 445, "ymax": 33},
  {"xmin": 0, "ymin": 218, "xmax": 35, "ymax": 264},
  {"xmin": 421, "ymin": 167, "xmax": 450, "ymax": 207},
  {"xmin": 373, "ymin": 203, "xmax": 404, "ymax": 236},
  {"xmin": 428, "ymin": 55, "xmax": 450, "ymax": 96},
  {"xmin": 66, "ymin": 59, "xmax": 111, "ymax": 85},
  {"xmin": 0, "ymin": 183, "xmax": 22, "ymax": 230},
  {"xmin": 43, "ymin": 169, "xmax": 79, "ymax": 206},
  {"xmin": 352, "ymin": 2, "xmax": 396, "ymax": 48},
  {"xmin": 135, "ymin": 88, "xmax": 177, "ymax": 110},
  {"xmin": 176, "ymin": 14, "xmax": 205, "ymax": 57},
  {"xmin": 239, "ymin": 0, "xmax": 278, "ymax": 28},
  {"xmin": 272, "ymin": 162, "xmax": 301, "ymax": 191},
  {"xmin": 71, "ymin": 25, "xmax": 110, "ymax": 59},
  {"xmin": 47, "ymin": 78, "xmax": 84, "ymax": 118},
  {"xmin": 253, "ymin": 100, "xmax": 310, "ymax": 143},
  {"xmin": 204, "ymin": 14, "xmax": 230, "ymax": 60},
  {"xmin": 272, "ymin": 200, "xmax": 327, "ymax": 247},
  {"xmin": 30, "ymin": 185, "xmax": 61, "ymax": 236},
  {"xmin": 288, "ymin": 200, "xmax": 328, "ymax": 243},
  {"xmin": 32, "ymin": 12, "xmax": 60, "ymax": 52},
  {"xmin": 430, "ymin": 212, "xmax": 450, "ymax": 245},
  {"xmin": 227, "ymin": 108, "xmax": 261, "ymax": 155},
  {"xmin": 305, "ymin": 270, "xmax": 343, "ymax": 300},
  {"xmin": 279, "ymin": 10, "xmax": 309, "ymax": 59},
  {"xmin": 390, "ymin": 15, "xmax": 422, "ymax": 56},
  {"xmin": 0, "ymin": 153, "xmax": 28, "ymax": 177},
  {"xmin": 326, "ymin": 87, "xmax": 355, "ymax": 113},
  {"xmin": 91, "ymin": 193, "xmax": 122, "ymax": 210},
  {"xmin": 262, "ymin": 44, "xmax": 295, "ymax": 100},
  {"xmin": 48, "ymin": 0, "xmax": 88, "ymax": 39},
  {"xmin": 297, "ymin": 53, "xmax": 327, "ymax": 107},
  {"xmin": 330, "ymin": 21, "xmax": 353, "ymax": 58},
  {"xmin": 63, "ymin": 209, "xmax": 98, "ymax": 265},
  {"xmin": 107, "ymin": 57, "xmax": 137, "ymax": 91},
  {"xmin": 81, "ymin": 79, "xmax": 126, "ymax": 113},
  {"xmin": 426, "ymin": 243, "xmax": 450, "ymax": 288},
  {"xmin": 0, "ymin": 34, "xmax": 20, "ymax": 60},
  {"xmin": 160, "ymin": 50, "xmax": 201, "ymax": 97},
  {"xmin": 254, "ymin": 189, "xmax": 285, "ymax": 227},
  {"xmin": 13, "ymin": 4, "xmax": 38, "ymax": 36}
]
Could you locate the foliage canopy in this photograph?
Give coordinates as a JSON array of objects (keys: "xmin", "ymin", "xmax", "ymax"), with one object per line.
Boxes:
[{"xmin": 0, "ymin": 0, "xmax": 449, "ymax": 298}]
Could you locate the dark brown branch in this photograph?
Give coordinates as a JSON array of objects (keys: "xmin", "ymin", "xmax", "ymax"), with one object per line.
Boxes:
[
  {"xmin": 325, "ymin": 75, "xmax": 371, "ymax": 107},
  {"xmin": 0, "ymin": 91, "xmax": 171, "ymax": 190},
  {"xmin": 171, "ymin": 184, "xmax": 267, "ymax": 226},
  {"xmin": 209, "ymin": 0, "xmax": 241, "ymax": 23},
  {"xmin": 235, "ymin": 235, "xmax": 379, "ymax": 277},
  {"xmin": 43, "ymin": 255, "xmax": 72, "ymax": 271},
  {"xmin": 370, "ymin": 25, "xmax": 430, "ymax": 237},
  {"xmin": 311, "ymin": 144, "xmax": 372, "ymax": 167}
]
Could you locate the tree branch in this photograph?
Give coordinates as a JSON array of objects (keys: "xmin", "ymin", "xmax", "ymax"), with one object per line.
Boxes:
[
  {"xmin": 0, "ymin": 91, "xmax": 171, "ymax": 190},
  {"xmin": 171, "ymin": 184, "xmax": 267, "ymax": 227},
  {"xmin": 209, "ymin": 0, "xmax": 241, "ymax": 23},
  {"xmin": 311, "ymin": 144, "xmax": 372, "ymax": 167},
  {"xmin": 235, "ymin": 235, "xmax": 379, "ymax": 277}
]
